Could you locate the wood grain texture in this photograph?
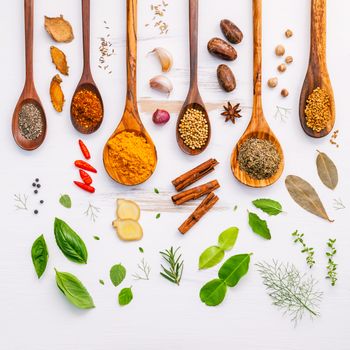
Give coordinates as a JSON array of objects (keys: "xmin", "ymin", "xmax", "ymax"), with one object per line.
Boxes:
[
  {"xmin": 230, "ymin": 0, "xmax": 284, "ymax": 188},
  {"xmin": 103, "ymin": 0, "xmax": 157, "ymax": 186},
  {"xmin": 175, "ymin": 0, "xmax": 211, "ymax": 156},
  {"xmin": 70, "ymin": 0, "xmax": 104, "ymax": 134},
  {"xmin": 299, "ymin": 0, "xmax": 335, "ymax": 138},
  {"xmin": 12, "ymin": 0, "xmax": 47, "ymax": 151}
]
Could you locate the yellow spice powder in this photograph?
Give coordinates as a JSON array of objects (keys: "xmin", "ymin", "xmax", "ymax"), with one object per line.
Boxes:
[{"xmin": 108, "ymin": 131, "xmax": 156, "ymax": 184}]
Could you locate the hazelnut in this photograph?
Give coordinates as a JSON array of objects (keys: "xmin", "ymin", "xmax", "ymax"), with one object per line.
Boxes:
[
  {"xmin": 281, "ymin": 89, "xmax": 289, "ymax": 97},
  {"xmin": 267, "ymin": 77, "xmax": 278, "ymax": 88},
  {"xmin": 285, "ymin": 29, "xmax": 293, "ymax": 38},
  {"xmin": 285, "ymin": 56, "xmax": 293, "ymax": 64},
  {"xmin": 275, "ymin": 44, "xmax": 285, "ymax": 56},
  {"xmin": 278, "ymin": 63, "xmax": 287, "ymax": 73}
]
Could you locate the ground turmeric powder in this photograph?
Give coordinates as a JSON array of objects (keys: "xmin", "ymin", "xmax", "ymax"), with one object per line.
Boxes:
[{"xmin": 107, "ymin": 131, "xmax": 156, "ymax": 184}]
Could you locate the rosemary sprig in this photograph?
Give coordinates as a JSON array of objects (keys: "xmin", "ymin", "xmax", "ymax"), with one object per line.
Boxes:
[
  {"xmin": 256, "ymin": 260, "xmax": 322, "ymax": 325},
  {"xmin": 84, "ymin": 203, "xmax": 101, "ymax": 222},
  {"xmin": 14, "ymin": 194, "xmax": 28, "ymax": 210},
  {"xmin": 133, "ymin": 258, "xmax": 151, "ymax": 281},
  {"xmin": 326, "ymin": 238, "xmax": 337, "ymax": 286},
  {"xmin": 160, "ymin": 246, "xmax": 184, "ymax": 286},
  {"xmin": 292, "ymin": 230, "xmax": 315, "ymax": 268}
]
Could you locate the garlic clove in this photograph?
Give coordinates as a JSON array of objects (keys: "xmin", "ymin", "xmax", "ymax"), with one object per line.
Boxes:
[
  {"xmin": 149, "ymin": 75, "xmax": 173, "ymax": 95},
  {"xmin": 149, "ymin": 47, "xmax": 173, "ymax": 72}
]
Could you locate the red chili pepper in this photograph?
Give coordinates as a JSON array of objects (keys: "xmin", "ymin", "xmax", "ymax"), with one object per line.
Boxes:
[
  {"xmin": 74, "ymin": 160, "xmax": 97, "ymax": 173},
  {"xmin": 74, "ymin": 181, "xmax": 95, "ymax": 193},
  {"xmin": 80, "ymin": 169, "xmax": 93, "ymax": 185},
  {"xmin": 78, "ymin": 139, "xmax": 91, "ymax": 160}
]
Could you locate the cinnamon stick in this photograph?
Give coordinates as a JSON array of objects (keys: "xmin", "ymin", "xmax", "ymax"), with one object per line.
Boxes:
[
  {"xmin": 178, "ymin": 192, "xmax": 219, "ymax": 234},
  {"xmin": 172, "ymin": 159, "xmax": 219, "ymax": 192},
  {"xmin": 171, "ymin": 180, "xmax": 220, "ymax": 205}
]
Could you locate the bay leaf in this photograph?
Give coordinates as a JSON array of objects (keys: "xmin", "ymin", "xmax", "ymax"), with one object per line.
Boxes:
[
  {"xmin": 200, "ymin": 279, "xmax": 227, "ymax": 306},
  {"xmin": 316, "ymin": 151, "xmax": 338, "ymax": 190},
  {"xmin": 248, "ymin": 212, "xmax": 271, "ymax": 240},
  {"xmin": 285, "ymin": 175, "xmax": 333, "ymax": 222},
  {"xmin": 218, "ymin": 254, "xmax": 251, "ymax": 287},
  {"xmin": 252, "ymin": 198, "xmax": 283, "ymax": 216},
  {"xmin": 199, "ymin": 246, "xmax": 225, "ymax": 270}
]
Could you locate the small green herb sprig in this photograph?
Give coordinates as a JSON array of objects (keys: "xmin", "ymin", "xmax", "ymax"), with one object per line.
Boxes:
[
  {"xmin": 326, "ymin": 238, "xmax": 337, "ymax": 286},
  {"xmin": 160, "ymin": 247, "xmax": 184, "ymax": 286},
  {"xmin": 292, "ymin": 230, "xmax": 315, "ymax": 268},
  {"xmin": 133, "ymin": 258, "xmax": 151, "ymax": 281}
]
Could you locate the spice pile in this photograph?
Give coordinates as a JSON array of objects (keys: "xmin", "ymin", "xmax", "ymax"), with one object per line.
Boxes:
[
  {"xmin": 238, "ymin": 138, "xmax": 281, "ymax": 180},
  {"xmin": 178, "ymin": 107, "xmax": 209, "ymax": 150},
  {"xmin": 305, "ymin": 87, "xmax": 331, "ymax": 132},
  {"xmin": 107, "ymin": 131, "xmax": 156, "ymax": 184},
  {"xmin": 18, "ymin": 103, "xmax": 44, "ymax": 140},
  {"xmin": 71, "ymin": 89, "xmax": 103, "ymax": 132}
]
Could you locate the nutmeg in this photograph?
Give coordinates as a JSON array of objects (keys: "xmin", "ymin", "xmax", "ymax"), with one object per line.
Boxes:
[
  {"xmin": 220, "ymin": 19, "xmax": 243, "ymax": 44},
  {"xmin": 217, "ymin": 64, "xmax": 236, "ymax": 92},
  {"xmin": 207, "ymin": 38, "xmax": 237, "ymax": 61}
]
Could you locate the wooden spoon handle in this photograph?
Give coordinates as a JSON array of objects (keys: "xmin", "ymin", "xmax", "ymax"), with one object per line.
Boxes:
[
  {"xmin": 82, "ymin": 0, "xmax": 91, "ymax": 75},
  {"xmin": 189, "ymin": 0, "xmax": 198, "ymax": 87},
  {"xmin": 310, "ymin": 0, "xmax": 326, "ymax": 64},
  {"xmin": 125, "ymin": 0, "xmax": 138, "ymax": 113},
  {"xmin": 24, "ymin": 0, "xmax": 34, "ymax": 84},
  {"xmin": 252, "ymin": 0, "xmax": 262, "ymax": 110}
]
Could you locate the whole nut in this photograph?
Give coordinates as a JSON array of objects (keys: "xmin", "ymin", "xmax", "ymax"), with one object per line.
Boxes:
[
  {"xmin": 217, "ymin": 64, "xmax": 236, "ymax": 92},
  {"xmin": 207, "ymin": 38, "xmax": 237, "ymax": 61},
  {"xmin": 267, "ymin": 77, "xmax": 278, "ymax": 88},
  {"xmin": 285, "ymin": 29, "xmax": 293, "ymax": 38},
  {"xmin": 275, "ymin": 45, "xmax": 285, "ymax": 56},
  {"xmin": 285, "ymin": 56, "xmax": 293, "ymax": 64},
  {"xmin": 281, "ymin": 89, "xmax": 289, "ymax": 97},
  {"xmin": 278, "ymin": 63, "xmax": 287, "ymax": 73},
  {"xmin": 220, "ymin": 19, "xmax": 243, "ymax": 44}
]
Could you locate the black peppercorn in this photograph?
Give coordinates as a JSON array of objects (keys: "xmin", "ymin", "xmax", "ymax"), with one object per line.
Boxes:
[
  {"xmin": 37, "ymin": 184, "xmax": 41, "ymax": 188},
  {"xmin": 35, "ymin": 178, "xmax": 39, "ymax": 182},
  {"xmin": 34, "ymin": 190, "xmax": 38, "ymax": 194},
  {"xmin": 34, "ymin": 210, "xmax": 38, "ymax": 214},
  {"xmin": 40, "ymin": 200, "xmax": 44, "ymax": 204},
  {"xmin": 32, "ymin": 183, "xmax": 36, "ymax": 187}
]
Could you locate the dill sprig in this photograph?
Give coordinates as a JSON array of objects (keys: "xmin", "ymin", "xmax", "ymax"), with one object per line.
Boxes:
[
  {"xmin": 84, "ymin": 203, "xmax": 100, "ymax": 222},
  {"xmin": 160, "ymin": 247, "xmax": 184, "ymax": 286},
  {"xmin": 333, "ymin": 198, "xmax": 345, "ymax": 210},
  {"xmin": 14, "ymin": 194, "xmax": 28, "ymax": 210},
  {"xmin": 256, "ymin": 260, "xmax": 322, "ymax": 325},
  {"xmin": 292, "ymin": 230, "xmax": 315, "ymax": 268},
  {"xmin": 326, "ymin": 238, "xmax": 337, "ymax": 286},
  {"xmin": 133, "ymin": 258, "xmax": 151, "ymax": 281}
]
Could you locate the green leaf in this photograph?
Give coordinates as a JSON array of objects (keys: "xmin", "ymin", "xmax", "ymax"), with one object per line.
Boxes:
[
  {"xmin": 252, "ymin": 198, "xmax": 283, "ymax": 216},
  {"xmin": 156, "ymin": 213, "xmax": 161, "ymax": 219},
  {"xmin": 154, "ymin": 188, "xmax": 159, "ymax": 194},
  {"xmin": 199, "ymin": 246, "xmax": 225, "ymax": 270},
  {"xmin": 99, "ymin": 279, "xmax": 105, "ymax": 285},
  {"xmin": 93, "ymin": 236, "xmax": 100, "ymax": 240},
  {"xmin": 59, "ymin": 194, "xmax": 72, "ymax": 209},
  {"xmin": 110, "ymin": 264, "xmax": 126, "ymax": 287},
  {"xmin": 55, "ymin": 269, "xmax": 95, "ymax": 309},
  {"xmin": 139, "ymin": 247, "xmax": 144, "ymax": 253},
  {"xmin": 218, "ymin": 227, "xmax": 239, "ymax": 251},
  {"xmin": 200, "ymin": 279, "xmax": 227, "ymax": 306},
  {"xmin": 54, "ymin": 218, "xmax": 88, "ymax": 264},
  {"xmin": 248, "ymin": 212, "xmax": 271, "ymax": 240},
  {"xmin": 218, "ymin": 254, "xmax": 251, "ymax": 287},
  {"xmin": 118, "ymin": 287, "xmax": 133, "ymax": 306},
  {"xmin": 31, "ymin": 234, "xmax": 48, "ymax": 278}
]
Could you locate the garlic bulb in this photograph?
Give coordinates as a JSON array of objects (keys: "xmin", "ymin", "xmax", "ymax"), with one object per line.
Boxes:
[
  {"xmin": 149, "ymin": 47, "xmax": 173, "ymax": 72},
  {"xmin": 149, "ymin": 75, "xmax": 173, "ymax": 95}
]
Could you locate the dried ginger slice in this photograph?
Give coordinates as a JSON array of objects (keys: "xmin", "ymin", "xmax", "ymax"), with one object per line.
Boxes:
[
  {"xmin": 50, "ymin": 46, "xmax": 69, "ymax": 75},
  {"xmin": 117, "ymin": 199, "xmax": 140, "ymax": 221},
  {"xmin": 45, "ymin": 15, "xmax": 74, "ymax": 43},
  {"xmin": 50, "ymin": 75, "xmax": 65, "ymax": 112}
]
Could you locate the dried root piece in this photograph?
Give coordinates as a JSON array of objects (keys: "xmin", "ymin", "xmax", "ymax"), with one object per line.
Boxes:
[
  {"xmin": 45, "ymin": 15, "xmax": 74, "ymax": 43},
  {"xmin": 50, "ymin": 74, "xmax": 65, "ymax": 112},
  {"xmin": 50, "ymin": 46, "xmax": 69, "ymax": 75},
  {"xmin": 117, "ymin": 199, "xmax": 140, "ymax": 221},
  {"xmin": 112, "ymin": 219, "xmax": 143, "ymax": 241}
]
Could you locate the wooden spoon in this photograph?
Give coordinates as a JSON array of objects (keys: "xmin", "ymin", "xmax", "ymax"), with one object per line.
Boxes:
[
  {"xmin": 12, "ymin": 0, "xmax": 46, "ymax": 151},
  {"xmin": 71, "ymin": 0, "xmax": 104, "ymax": 134},
  {"xmin": 176, "ymin": 0, "xmax": 211, "ymax": 156},
  {"xmin": 299, "ymin": 0, "xmax": 335, "ymax": 138},
  {"xmin": 103, "ymin": 0, "xmax": 157, "ymax": 186},
  {"xmin": 230, "ymin": 0, "xmax": 284, "ymax": 188}
]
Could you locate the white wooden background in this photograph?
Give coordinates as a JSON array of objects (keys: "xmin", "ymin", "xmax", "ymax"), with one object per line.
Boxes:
[{"xmin": 0, "ymin": 0, "xmax": 349, "ymax": 349}]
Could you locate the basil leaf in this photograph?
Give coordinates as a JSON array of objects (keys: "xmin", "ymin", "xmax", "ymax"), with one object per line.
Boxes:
[
  {"xmin": 31, "ymin": 234, "xmax": 48, "ymax": 278},
  {"xmin": 55, "ymin": 269, "xmax": 95, "ymax": 309},
  {"xmin": 59, "ymin": 194, "xmax": 72, "ymax": 209},
  {"xmin": 110, "ymin": 264, "xmax": 126, "ymax": 287},
  {"xmin": 54, "ymin": 218, "xmax": 88, "ymax": 264},
  {"xmin": 252, "ymin": 198, "xmax": 283, "ymax": 216},
  {"xmin": 200, "ymin": 279, "xmax": 227, "ymax": 306},
  {"xmin": 199, "ymin": 246, "xmax": 225, "ymax": 270},
  {"xmin": 218, "ymin": 227, "xmax": 239, "ymax": 250},
  {"xmin": 218, "ymin": 254, "xmax": 251, "ymax": 287},
  {"xmin": 118, "ymin": 287, "xmax": 133, "ymax": 306},
  {"xmin": 248, "ymin": 212, "xmax": 271, "ymax": 240}
]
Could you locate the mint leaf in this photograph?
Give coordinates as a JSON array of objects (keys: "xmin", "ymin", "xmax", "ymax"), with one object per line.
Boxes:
[
  {"xmin": 118, "ymin": 287, "xmax": 133, "ymax": 306},
  {"xmin": 59, "ymin": 194, "xmax": 72, "ymax": 209},
  {"xmin": 252, "ymin": 198, "xmax": 282, "ymax": 216},
  {"xmin": 110, "ymin": 264, "xmax": 126, "ymax": 287}
]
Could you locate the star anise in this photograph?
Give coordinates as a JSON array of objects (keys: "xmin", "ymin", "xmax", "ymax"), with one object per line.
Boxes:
[{"xmin": 221, "ymin": 102, "xmax": 242, "ymax": 124}]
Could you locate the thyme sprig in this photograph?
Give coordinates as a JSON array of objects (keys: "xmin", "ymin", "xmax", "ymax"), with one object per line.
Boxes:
[
  {"xmin": 326, "ymin": 238, "xmax": 337, "ymax": 286},
  {"xmin": 133, "ymin": 258, "xmax": 151, "ymax": 281},
  {"xmin": 84, "ymin": 203, "xmax": 100, "ymax": 222},
  {"xmin": 14, "ymin": 194, "xmax": 28, "ymax": 210},
  {"xmin": 292, "ymin": 230, "xmax": 315, "ymax": 268},
  {"xmin": 160, "ymin": 247, "xmax": 184, "ymax": 286},
  {"xmin": 256, "ymin": 260, "xmax": 322, "ymax": 325}
]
